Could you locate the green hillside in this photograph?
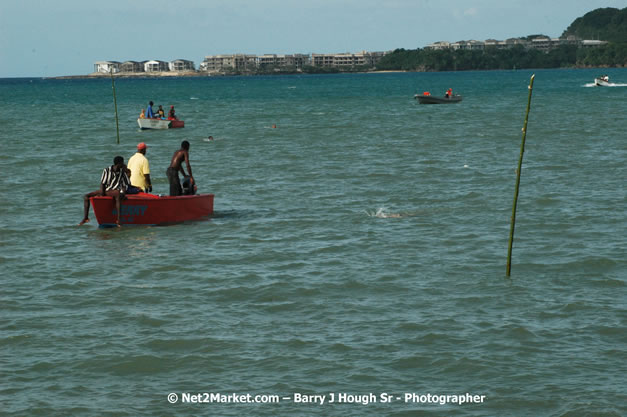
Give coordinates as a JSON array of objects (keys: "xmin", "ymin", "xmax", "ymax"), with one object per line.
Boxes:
[
  {"xmin": 374, "ymin": 7, "xmax": 627, "ymax": 71},
  {"xmin": 562, "ymin": 7, "xmax": 627, "ymax": 43}
]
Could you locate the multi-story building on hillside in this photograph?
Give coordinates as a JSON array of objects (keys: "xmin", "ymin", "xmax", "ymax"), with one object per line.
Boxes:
[
  {"xmin": 310, "ymin": 51, "xmax": 386, "ymax": 68},
  {"xmin": 425, "ymin": 36, "xmax": 606, "ymax": 52},
  {"xmin": 257, "ymin": 54, "xmax": 309, "ymax": 69},
  {"xmin": 199, "ymin": 54, "xmax": 257, "ymax": 72}
]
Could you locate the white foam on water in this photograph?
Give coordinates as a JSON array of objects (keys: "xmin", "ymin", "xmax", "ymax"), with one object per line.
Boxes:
[
  {"xmin": 584, "ymin": 82, "xmax": 627, "ymax": 88},
  {"xmin": 365, "ymin": 208, "xmax": 403, "ymax": 218}
]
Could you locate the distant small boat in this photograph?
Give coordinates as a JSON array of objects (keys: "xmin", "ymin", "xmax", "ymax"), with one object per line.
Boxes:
[
  {"xmin": 594, "ymin": 75, "xmax": 611, "ymax": 87},
  {"xmin": 137, "ymin": 118, "xmax": 185, "ymax": 129},
  {"xmin": 414, "ymin": 93, "xmax": 462, "ymax": 104},
  {"xmin": 90, "ymin": 193, "xmax": 213, "ymax": 226}
]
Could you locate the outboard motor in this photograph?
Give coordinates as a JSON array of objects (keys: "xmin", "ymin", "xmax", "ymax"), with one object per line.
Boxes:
[{"xmin": 182, "ymin": 176, "xmax": 197, "ymax": 195}]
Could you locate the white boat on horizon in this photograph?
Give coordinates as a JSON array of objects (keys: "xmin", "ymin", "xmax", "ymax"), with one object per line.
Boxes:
[{"xmin": 594, "ymin": 75, "xmax": 611, "ymax": 87}]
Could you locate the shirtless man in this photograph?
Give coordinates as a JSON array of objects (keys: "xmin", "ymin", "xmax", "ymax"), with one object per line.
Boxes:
[{"xmin": 166, "ymin": 140, "xmax": 194, "ymax": 196}]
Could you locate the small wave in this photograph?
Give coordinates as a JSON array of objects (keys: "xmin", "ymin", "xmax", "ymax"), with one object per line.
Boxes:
[
  {"xmin": 365, "ymin": 208, "xmax": 404, "ymax": 218},
  {"xmin": 190, "ymin": 97, "xmax": 199, "ymax": 100}
]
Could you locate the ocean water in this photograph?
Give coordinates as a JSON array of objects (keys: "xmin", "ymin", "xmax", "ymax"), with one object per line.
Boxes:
[{"xmin": 1, "ymin": 69, "xmax": 625, "ymax": 416}]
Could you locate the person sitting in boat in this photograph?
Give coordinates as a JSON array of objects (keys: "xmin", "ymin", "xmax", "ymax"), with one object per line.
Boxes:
[
  {"xmin": 157, "ymin": 105, "xmax": 165, "ymax": 119},
  {"xmin": 146, "ymin": 101, "xmax": 155, "ymax": 118},
  {"xmin": 127, "ymin": 142, "xmax": 152, "ymax": 193},
  {"xmin": 79, "ymin": 155, "xmax": 130, "ymax": 227},
  {"xmin": 139, "ymin": 109, "xmax": 145, "ymax": 119},
  {"xmin": 445, "ymin": 88, "xmax": 453, "ymax": 98},
  {"xmin": 168, "ymin": 105, "xmax": 177, "ymax": 120}
]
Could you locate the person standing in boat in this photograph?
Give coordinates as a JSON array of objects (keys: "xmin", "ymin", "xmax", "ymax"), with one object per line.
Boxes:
[
  {"xmin": 127, "ymin": 142, "xmax": 152, "ymax": 193},
  {"xmin": 146, "ymin": 101, "xmax": 155, "ymax": 118},
  {"xmin": 166, "ymin": 140, "xmax": 194, "ymax": 196},
  {"xmin": 79, "ymin": 156, "xmax": 130, "ymax": 227}
]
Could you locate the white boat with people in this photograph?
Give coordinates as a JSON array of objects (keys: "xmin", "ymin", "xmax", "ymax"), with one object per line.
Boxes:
[
  {"xmin": 138, "ymin": 103, "xmax": 185, "ymax": 129},
  {"xmin": 594, "ymin": 75, "xmax": 611, "ymax": 87}
]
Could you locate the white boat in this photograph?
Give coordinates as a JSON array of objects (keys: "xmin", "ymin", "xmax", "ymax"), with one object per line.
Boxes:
[
  {"xmin": 594, "ymin": 75, "xmax": 611, "ymax": 87},
  {"xmin": 137, "ymin": 118, "xmax": 185, "ymax": 130}
]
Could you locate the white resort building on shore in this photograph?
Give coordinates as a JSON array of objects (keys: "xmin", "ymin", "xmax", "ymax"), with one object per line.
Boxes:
[
  {"xmin": 94, "ymin": 59, "xmax": 197, "ymax": 74},
  {"xmin": 93, "ymin": 61, "xmax": 122, "ymax": 74},
  {"xmin": 169, "ymin": 59, "xmax": 195, "ymax": 71},
  {"xmin": 198, "ymin": 51, "xmax": 386, "ymax": 72},
  {"xmin": 144, "ymin": 60, "xmax": 169, "ymax": 72},
  {"xmin": 256, "ymin": 54, "xmax": 309, "ymax": 69},
  {"xmin": 198, "ymin": 54, "xmax": 258, "ymax": 72},
  {"xmin": 310, "ymin": 51, "xmax": 386, "ymax": 68},
  {"xmin": 93, "ymin": 50, "xmax": 388, "ymax": 74}
]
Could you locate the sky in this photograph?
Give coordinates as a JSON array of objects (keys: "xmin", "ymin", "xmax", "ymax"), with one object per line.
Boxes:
[{"xmin": 1, "ymin": 0, "xmax": 625, "ymax": 78}]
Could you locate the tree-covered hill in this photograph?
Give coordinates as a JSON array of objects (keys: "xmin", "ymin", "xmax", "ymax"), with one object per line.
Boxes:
[
  {"xmin": 375, "ymin": 45, "xmax": 581, "ymax": 72},
  {"xmin": 374, "ymin": 7, "xmax": 627, "ymax": 71},
  {"xmin": 562, "ymin": 7, "xmax": 627, "ymax": 43}
]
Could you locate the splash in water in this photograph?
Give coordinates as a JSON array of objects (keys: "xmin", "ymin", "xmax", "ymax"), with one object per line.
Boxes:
[
  {"xmin": 584, "ymin": 82, "xmax": 627, "ymax": 88},
  {"xmin": 365, "ymin": 208, "xmax": 404, "ymax": 218}
]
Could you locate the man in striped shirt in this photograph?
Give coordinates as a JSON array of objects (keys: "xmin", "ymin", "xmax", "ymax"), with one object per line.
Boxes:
[{"xmin": 79, "ymin": 156, "xmax": 130, "ymax": 227}]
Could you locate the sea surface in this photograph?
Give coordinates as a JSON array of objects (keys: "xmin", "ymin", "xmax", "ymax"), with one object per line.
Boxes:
[{"xmin": 1, "ymin": 69, "xmax": 625, "ymax": 416}]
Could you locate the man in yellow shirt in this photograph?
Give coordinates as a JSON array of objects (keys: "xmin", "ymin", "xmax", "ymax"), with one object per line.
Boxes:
[{"xmin": 127, "ymin": 142, "xmax": 152, "ymax": 192}]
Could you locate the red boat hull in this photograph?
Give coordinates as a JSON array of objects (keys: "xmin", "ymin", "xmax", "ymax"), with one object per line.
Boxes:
[{"xmin": 90, "ymin": 193, "xmax": 214, "ymax": 226}]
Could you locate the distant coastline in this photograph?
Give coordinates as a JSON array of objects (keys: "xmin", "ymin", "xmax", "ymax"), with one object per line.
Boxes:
[
  {"xmin": 46, "ymin": 69, "xmax": 408, "ymax": 80},
  {"xmin": 46, "ymin": 66, "xmax": 621, "ymax": 80},
  {"xmin": 48, "ymin": 71, "xmax": 208, "ymax": 80}
]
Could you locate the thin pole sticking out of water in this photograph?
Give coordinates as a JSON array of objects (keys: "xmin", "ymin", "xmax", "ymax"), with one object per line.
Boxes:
[
  {"xmin": 110, "ymin": 69, "xmax": 120, "ymax": 144},
  {"xmin": 507, "ymin": 74, "xmax": 535, "ymax": 277}
]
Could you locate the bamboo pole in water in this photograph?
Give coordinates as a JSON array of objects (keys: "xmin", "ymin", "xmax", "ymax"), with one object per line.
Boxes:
[
  {"xmin": 110, "ymin": 69, "xmax": 120, "ymax": 144},
  {"xmin": 507, "ymin": 74, "xmax": 535, "ymax": 277}
]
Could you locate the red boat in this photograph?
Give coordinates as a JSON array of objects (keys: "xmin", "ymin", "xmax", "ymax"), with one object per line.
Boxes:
[{"xmin": 90, "ymin": 193, "xmax": 214, "ymax": 226}]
